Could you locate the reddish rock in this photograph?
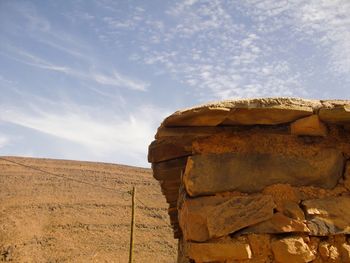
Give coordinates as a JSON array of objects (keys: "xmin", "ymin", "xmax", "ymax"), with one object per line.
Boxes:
[
  {"xmin": 206, "ymin": 195, "xmax": 275, "ymax": 239},
  {"xmin": 291, "ymin": 115, "xmax": 328, "ymax": 136},
  {"xmin": 148, "ymin": 138, "xmax": 192, "ymax": 163},
  {"xmin": 319, "ymin": 242, "xmax": 341, "ymax": 262},
  {"xmin": 187, "ymin": 240, "xmax": 252, "ymax": 262},
  {"xmin": 319, "ymin": 104, "xmax": 350, "ymax": 124},
  {"xmin": 340, "ymin": 243, "xmax": 350, "ymax": 262},
  {"xmin": 271, "ymin": 236, "xmax": 316, "ymax": 263},
  {"xmin": 303, "ymin": 196, "xmax": 350, "ymax": 236},
  {"xmin": 242, "ymin": 212, "xmax": 309, "ymax": 234},
  {"xmin": 183, "ymin": 150, "xmax": 344, "ymax": 196},
  {"xmin": 179, "ymin": 194, "xmax": 274, "ymax": 241}
]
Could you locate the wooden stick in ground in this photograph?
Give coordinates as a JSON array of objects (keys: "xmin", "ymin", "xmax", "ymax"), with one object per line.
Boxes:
[{"xmin": 129, "ymin": 186, "xmax": 136, "ymax": 263}]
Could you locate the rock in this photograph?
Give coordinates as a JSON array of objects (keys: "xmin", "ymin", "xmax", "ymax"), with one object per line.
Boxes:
[
  {"xmin": 178, "ymin": 194, "xmax": 232, "ymax": 242},
  {"xmin": 155, "ymin": 125, "xmax": 237, "ymax": 139},
  {"xmin": 148, "ymin": 138, "xmax": 192, "ymax": 163},
  {"xmin": 242, "ymin": 212, "xmax": 309, "ymax": 234},
  {"xmin": 319, "ymin": 104, "xmax": 350, "ymax": 124},
  {"xmin": 291, "ymin": 115, "xmax": 328, "ymax": 137},
  {"xmin": 162, "ymin": 98, "xmax": 316, "ymax": 127},
  {"xmin": 282, "ymin": 201, "xmax": 305, "ymax": 220},
  {"xmin": 179, "ymin": 194, "xmax": 274, "ymax": 241},
  {"xmin": 319, "ymin": 242, "xmax": 340, "ymax": 262},
  {"xmin": 152, "ymin": 157, "xmax": 187, "ymax": 180},
  {"xmin": 340, "ymin": 243, "xmax": 350, "ymax": 262},
  {"xmin": 247, "ymin": 234, "xmax": 272, "ymax": 260},
  {"xmin": 206, "ymin": 195, "xmax": 275, "ymax": 239},
  {"xmin": 162, "ymin": 107, "xmax": 231, "ymax": 127},
  {"xmin": 222, "ymin": 107, "xmax": 313, "ymax": 125},
  {"xmin": 303, "ymin": 196, "xmax": 350, "ymax": 235},
  {"xmin": 183, "ymin": 150, "xmax": 344, "ymax": 196},
  {"xmin": 271, "ymin": 236, "xmax": 316, "ymax": 263},
  {"xmin": 187, "ymin": 240, "xmax": 252, "ymax": 262}
]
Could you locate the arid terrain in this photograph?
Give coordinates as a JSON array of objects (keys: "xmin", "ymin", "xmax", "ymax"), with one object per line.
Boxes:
[{"xmin": 0, "ymin": 156, "xmax": 176, "ymax": 263}]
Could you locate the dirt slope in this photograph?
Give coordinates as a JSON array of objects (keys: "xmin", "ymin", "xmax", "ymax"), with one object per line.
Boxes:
[{"xmin": 0, "ymin": 156, "xmax": 176, "ymax": 263}]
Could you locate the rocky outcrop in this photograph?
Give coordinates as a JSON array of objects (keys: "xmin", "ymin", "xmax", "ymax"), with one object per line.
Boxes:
[{"xmin": 148, "ymin": 98, "xmax": 350, "ymax": 262}]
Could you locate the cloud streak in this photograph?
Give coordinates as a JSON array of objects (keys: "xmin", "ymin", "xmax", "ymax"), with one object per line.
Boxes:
[
  {"xmin": 1, "ymin": 46, "xmax": 148, "ymax": 91},
  {"xmin": 0, "ymin": 102, "xmax": 168, "ymax": 166}
]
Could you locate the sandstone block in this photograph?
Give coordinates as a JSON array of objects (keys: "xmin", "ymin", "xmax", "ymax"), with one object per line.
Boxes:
[
  {"xmin": 162, "ymin": 107, "xmax": 231, "ymax": 127},
  {"xmin": 319, "ymin": 104, "xmax": 350, "ymax": 124},
  {"xmin": 271, "ymin": 236, "xmax": 316, "ymax": 263},
  {"xmin": 206, "ymin": 195, "xmax": 275, "ymax": 239},
  {"xmin": 183, "ymin": 150, "xmax": 344, "ymax": 196},
  {"xmin": 152, "ymin": 157, "xmax": 187, "ymax": 180},
  {"xmin": 303, "ymin": 196, "xmax": 350, "ymax": 235},
  {"xmin": 187, "ymin": 240, "xmax": 252, "ymax": 262},
  {"xmin": 179, "ymin": 194, "xmax": 274, "ymax": 241},
  {"xmin": 178, "ymin": 195, "xmax": 231, "ymax": 242},
  {"xmin": 155, "ymin": 126, "xmax": 236, "ymax": 139},
  {"xmin": 247, "ymin": 234, "xmax": 272, "ymax": 259},
  {"xmin": 340, "ymin": 243, "xmax": 350, "ymax": 262},
  {"xmin": 319, "ymin": 242, "xmax": 340, "ymax": 262},
  {"xmin": 282, "ymin": 201, "xmax": 305, "ymax": 220},
  {"xmin": 242, "ymin": 212, "xmax": 309, "ymax": 234},
  {"xmin": 291, "ymin": 115, "xmax": 328, "ymax": 137},
  {"xmin": 162, "ymin": 98, "xmax": 316, "ymax": 127},
  {"xmin": 222, "ymin": 106, "xmax": 313, "ymax": 125},
  {"xmin": 148, "ymin": 138, "xmax": 192, "ymax": 163}
]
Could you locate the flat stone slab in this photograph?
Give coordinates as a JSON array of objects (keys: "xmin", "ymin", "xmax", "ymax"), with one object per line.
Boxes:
[
  {"xmin": 179, "ymin": 194, "xmax": 275, "ymax": 241},
  {"xmin": 207, "ymin": 195, "xmax": 275, "ymax": 239},
  {"xmin": 148, "ymin": 138, "xmax": 192, "ymax": 163},
  {"xmin": 242, "ymin": 212, "xmax": 310, "ymax": 234},
  {"xmin": 187, "ymin": 240, "xmax": 252, "ymax": 262},
  {"xmin": 319, "ymin": 104, "xmax": 350, "ymax": 124},
  {"xmin": 162, "ymin": 98, "xmax": 317, "ymax": 127},
  {"xmin": 291, "ymin": 115, "xmax": 328, "ymax": 137},
  {"xmin": 183, "ymin": 149, "xmax": 344, "ymax": 196},
  {"xmin": 303, "ymin": 196, "xmax": 350, "ymax": 236}
]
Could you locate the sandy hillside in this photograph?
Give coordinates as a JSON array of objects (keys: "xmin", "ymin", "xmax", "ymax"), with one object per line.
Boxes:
[{"xmin": 0, "ymin": 156, "xmax": 177, "ymax": 262}]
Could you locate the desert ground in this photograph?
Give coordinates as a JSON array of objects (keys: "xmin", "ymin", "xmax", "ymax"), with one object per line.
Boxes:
[{"xmin": 0, "ymin": 156, "xmax": 176, "ymax": 262}]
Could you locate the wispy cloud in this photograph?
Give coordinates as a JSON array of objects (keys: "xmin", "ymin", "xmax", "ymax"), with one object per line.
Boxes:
[
  {"xmin": 134, "ymin": 0, "xmax": 305, "ymax": 100},
  {"xmin": 0, "ymin": 102, "xmax": 168, "ymax": 166},
  {"xmin": 240, "ymin": 0, "xmax": 350, "ymax": 77},
  {"xmin": 1, "ymin": 46, "xmax": 148, "ymax": 91},
  {"xmin": 92, "ymin": 71, "xmax": 148, "ymax": 91},
  {"xmin": 100, "ymin": 0, "xmax": 349, "ymax": 100}
]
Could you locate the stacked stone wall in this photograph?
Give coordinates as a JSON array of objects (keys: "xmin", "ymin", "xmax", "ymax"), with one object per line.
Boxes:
[{"xmin": 148, "ymin": 98, "xmax": 350, "ymax": 263}]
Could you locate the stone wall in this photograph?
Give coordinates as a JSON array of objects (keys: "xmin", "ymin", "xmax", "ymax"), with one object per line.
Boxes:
[{"xmin": 148, "ymin": 98, "xmax": 350, "ymax": 263}]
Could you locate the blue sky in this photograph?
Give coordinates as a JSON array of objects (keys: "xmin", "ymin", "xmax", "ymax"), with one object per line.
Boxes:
[{"xmin": 0, "ymin": 0, "xmax": 350, "ymax": 167}]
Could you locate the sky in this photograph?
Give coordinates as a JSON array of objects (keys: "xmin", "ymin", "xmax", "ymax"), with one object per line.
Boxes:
[{"xmin": 0, "ymin": 0, "xmax": 350, "ymax": 167}]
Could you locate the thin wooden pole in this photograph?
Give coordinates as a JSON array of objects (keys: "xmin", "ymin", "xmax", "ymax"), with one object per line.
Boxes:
[{"xmin": 129, "ymin": 186, "xmax": 136, "ymax": 263}]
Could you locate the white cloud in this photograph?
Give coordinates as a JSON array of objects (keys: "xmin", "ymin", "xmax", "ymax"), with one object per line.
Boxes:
[
  {"xmin": 241, "ymin": 0, "xmax": 350, "ymax": 76},
  {"xmin": 92, "ymin": 71, "xmax": 148, "ymax": 91},
  {"xmin": 1, "ymin": 47, "xmax": 148, "ymax": 92},
  {"xmin": 109, "ymin": 0, "xmax": 349, "ymax": 100},
  {"xmin": 0, "ymin": 103, "xmax": 168, "ymax": 166},
  {"xmin": 129, "ymin": 0, "xmax": 306, "ymax": 100}
]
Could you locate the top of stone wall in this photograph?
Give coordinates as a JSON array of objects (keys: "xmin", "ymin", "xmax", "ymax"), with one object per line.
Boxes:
[
  {"xmin": 149, "ymin": 97, "xmax": 350, "ymax": 238},
  {"xmin": 161, "ymin": 98, "xmax": 350, "ymax": 127}
]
